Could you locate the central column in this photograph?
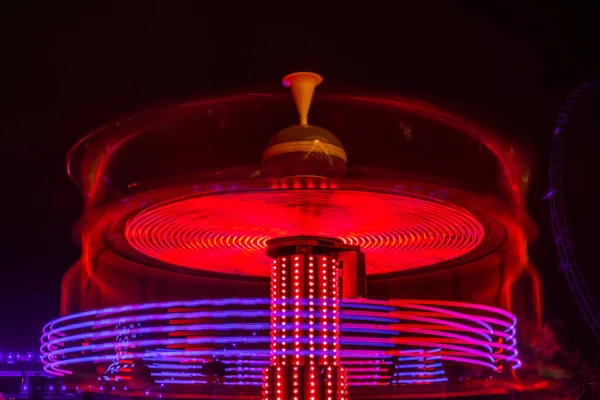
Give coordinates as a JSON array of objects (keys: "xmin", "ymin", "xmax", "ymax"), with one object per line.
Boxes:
[{"xmin": 262, "ymin": 237, "xmax": 358, "ymax": 400}]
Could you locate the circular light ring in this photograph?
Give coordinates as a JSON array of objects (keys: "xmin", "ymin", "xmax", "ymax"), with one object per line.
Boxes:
[
  {"xmin": 124, "ymin": 189, "xmax": 484, "ymax": 276},
  {"xmin": 42, "ymin": 298, "xmax": 519, "ymax": 385}
]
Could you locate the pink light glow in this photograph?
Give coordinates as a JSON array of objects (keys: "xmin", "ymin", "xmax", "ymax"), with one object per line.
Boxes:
[{"xmin": 43, "ymin": 297, "xmax": 520, "ymax": 388}]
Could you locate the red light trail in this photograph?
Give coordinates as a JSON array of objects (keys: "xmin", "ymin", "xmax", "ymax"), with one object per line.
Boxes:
[{"xmin": 125, "ymin": 189, "xmax": 484, "ymax": 276}]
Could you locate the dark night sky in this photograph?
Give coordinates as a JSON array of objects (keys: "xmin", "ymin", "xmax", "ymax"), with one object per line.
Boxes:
[{"xmin": 1, "ymin": 1, "xmax": 599, "ymax": 351}]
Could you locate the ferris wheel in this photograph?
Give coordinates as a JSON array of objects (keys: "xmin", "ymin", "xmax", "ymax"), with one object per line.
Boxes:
[{"xmin": 548, "ymin": 82, "xmax": 600, "ymax": 342}]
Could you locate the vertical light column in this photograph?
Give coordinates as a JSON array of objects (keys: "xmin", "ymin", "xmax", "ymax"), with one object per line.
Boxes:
[
  {"xmin": 262, "ymin": 366, "xmax": 269, "ymax": 400},
  {"xmin": 307, "ymin": 255, "xmax": 316, "ymax": 400},
  {"xmin": 265, "ymin": 252, "xmax": 342, "ymax": 400},
  {"xmin": 329, "ymin": 258, "xmax": 340, "ymax": 400},
  {"xmin": 339, "ymin": 367, "xmax": 348, "ymax": 400},
  {"xmin": 281, "ymin": 257, "xmax": 287, "ymax": 369},
  {"xmin": 279, "ymin": 257, "xmax": 287, "ymax": 400},
  {"xmin": 263, "ymin": 259, "xmax": 278, "ymax": 400},
  {"xmin": 270, "ymin": 259, "xmax": 278, "ymax": 364},
  {"xmin": 292, "ymin": 255, "xmax": 304, "ymax": 400},
  {"xmin": 331, "ymin": 259, "xmax": 339, "ymax": 368},
  {"xmin": 320, "ymin": 256, "xmax": 330, "ymax": 400}
]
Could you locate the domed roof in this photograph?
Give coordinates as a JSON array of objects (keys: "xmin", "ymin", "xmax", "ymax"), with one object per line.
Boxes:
[{"xmin": 266, "ymin": 124, "xmax": 343, "ymax": 148}]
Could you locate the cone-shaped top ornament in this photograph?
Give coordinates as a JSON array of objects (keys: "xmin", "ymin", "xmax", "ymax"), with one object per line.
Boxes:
[
  {"xmin": 282, "ymin": 72, "xmax": 323, "ymax": 125},
  {"xmin": 262, "ymin": 72, "xmax": 347, "ymax": 179}
]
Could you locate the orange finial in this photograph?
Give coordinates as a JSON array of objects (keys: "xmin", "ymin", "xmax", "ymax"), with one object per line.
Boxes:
[{"xmin": 282, "ymin": 72, "xmax": 323, "ymax": 125}]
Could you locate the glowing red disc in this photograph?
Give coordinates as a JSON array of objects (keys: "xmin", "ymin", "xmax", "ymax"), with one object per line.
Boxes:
[{"xmin": 125, "ymin": 188, "xmax": 484, "ymax": 276}]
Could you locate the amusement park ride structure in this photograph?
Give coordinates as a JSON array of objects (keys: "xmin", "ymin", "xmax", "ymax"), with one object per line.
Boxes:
[{"xmin": 40, "ymin": 72, "xmax": 556, "ymax": 398}]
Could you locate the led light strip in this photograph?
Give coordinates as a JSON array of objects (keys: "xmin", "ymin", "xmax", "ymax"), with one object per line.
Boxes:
[
  {"xmin": 292, "ymin": 256, "xmax": 301, "ymax": 400},
  {"xmin": 331, "ymin": 258, "xmax": 341, "ymax": 400},
  {"xmin": 42, "ymin": 298, "xmax": 519, "ymax": 384},
  {"xmin": 308, "ymin": 256, "xmax": 316, "ymax": 400}
]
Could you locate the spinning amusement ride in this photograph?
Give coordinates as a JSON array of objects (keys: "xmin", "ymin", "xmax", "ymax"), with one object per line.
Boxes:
[{"xmin": 42, "ymin": 73, "xmax": 554, "ymax": 398}]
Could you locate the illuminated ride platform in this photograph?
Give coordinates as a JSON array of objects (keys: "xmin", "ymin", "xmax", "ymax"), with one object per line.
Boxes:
[{"xmin": 42, "ymin": 73, "xmax": 551, "ymax": 398}]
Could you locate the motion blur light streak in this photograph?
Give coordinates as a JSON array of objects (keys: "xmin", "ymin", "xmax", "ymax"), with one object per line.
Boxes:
[
  {"xmin": 125, "ymin": 191, "xmax": 484, "ymax": 276},
  {"xmin": 41, "ymin": 298, "xmax": 519, "ymax": 387},
  {"xmin": 50, "ymin": 72, "xmax": 548, "ymax": 398}
]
